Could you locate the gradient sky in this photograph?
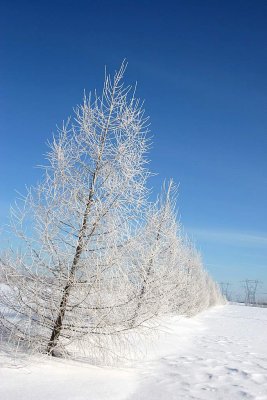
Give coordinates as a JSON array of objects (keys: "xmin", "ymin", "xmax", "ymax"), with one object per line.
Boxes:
[{"xmin": 1, "ymin": 0, "xmax": 267, "ymax": 298}]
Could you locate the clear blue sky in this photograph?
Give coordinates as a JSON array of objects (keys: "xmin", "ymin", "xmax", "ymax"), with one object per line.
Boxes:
[{"xmin": 1, "ymin": 0, "xmax": 267, "ymax": 298}]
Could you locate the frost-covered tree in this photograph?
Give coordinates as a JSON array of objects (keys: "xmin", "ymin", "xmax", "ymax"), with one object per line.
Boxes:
[
  {"xmin": 0, "ymin": 62, "xmax": 151, "ymax": 356},
  {"xmin": 170, "ymin": 241, "xmax": 226, "ymax": 316},
  {"xmin": 127, "ymin": 181, "xmax": 181, "ymax": 327}
]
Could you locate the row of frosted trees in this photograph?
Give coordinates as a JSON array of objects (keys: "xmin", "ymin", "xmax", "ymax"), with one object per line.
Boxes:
[{"xmin": 0, "ymin": 63, "xmax": 225, "ymax": 361}]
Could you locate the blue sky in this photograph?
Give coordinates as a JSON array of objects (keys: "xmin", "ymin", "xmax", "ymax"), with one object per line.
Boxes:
[{"xmin": 1, "ymin": 1, "xmax": 267, "ymax": 297}]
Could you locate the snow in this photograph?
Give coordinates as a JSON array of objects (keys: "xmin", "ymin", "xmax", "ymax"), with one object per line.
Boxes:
[
  {"xmin": 131, "ymin": 305, "xmax": 267, "ymax": 400},
  {"xmin": 1, "ymin": 304, "xmax": 267, "ymax": 400}
]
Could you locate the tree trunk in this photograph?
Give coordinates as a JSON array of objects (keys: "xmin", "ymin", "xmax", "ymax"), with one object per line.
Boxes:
[{"xmin": 46, "ymin": 186, "xmax": 95, "ymax": 355}]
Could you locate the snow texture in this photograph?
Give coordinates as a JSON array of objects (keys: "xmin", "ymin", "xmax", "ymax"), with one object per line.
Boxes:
[{"xmin": 1, "ymin": 304, "xmax": 267, "ymax": 400}]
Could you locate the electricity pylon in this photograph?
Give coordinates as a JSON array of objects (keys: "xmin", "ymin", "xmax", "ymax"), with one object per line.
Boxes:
[{"xmin": 242, "ymin": 280, "xmax": 259, "ymax": 305}]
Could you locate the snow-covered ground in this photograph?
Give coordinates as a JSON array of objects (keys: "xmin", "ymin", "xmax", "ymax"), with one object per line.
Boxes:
[{"xmin": 1, "ymin": 304, "xmax": 267, "ymax": 400}]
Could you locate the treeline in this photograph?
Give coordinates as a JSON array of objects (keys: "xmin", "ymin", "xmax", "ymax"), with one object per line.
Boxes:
[{"xmin": 0, "ymin": 62, "xmax": 225, "ymax": 361}]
